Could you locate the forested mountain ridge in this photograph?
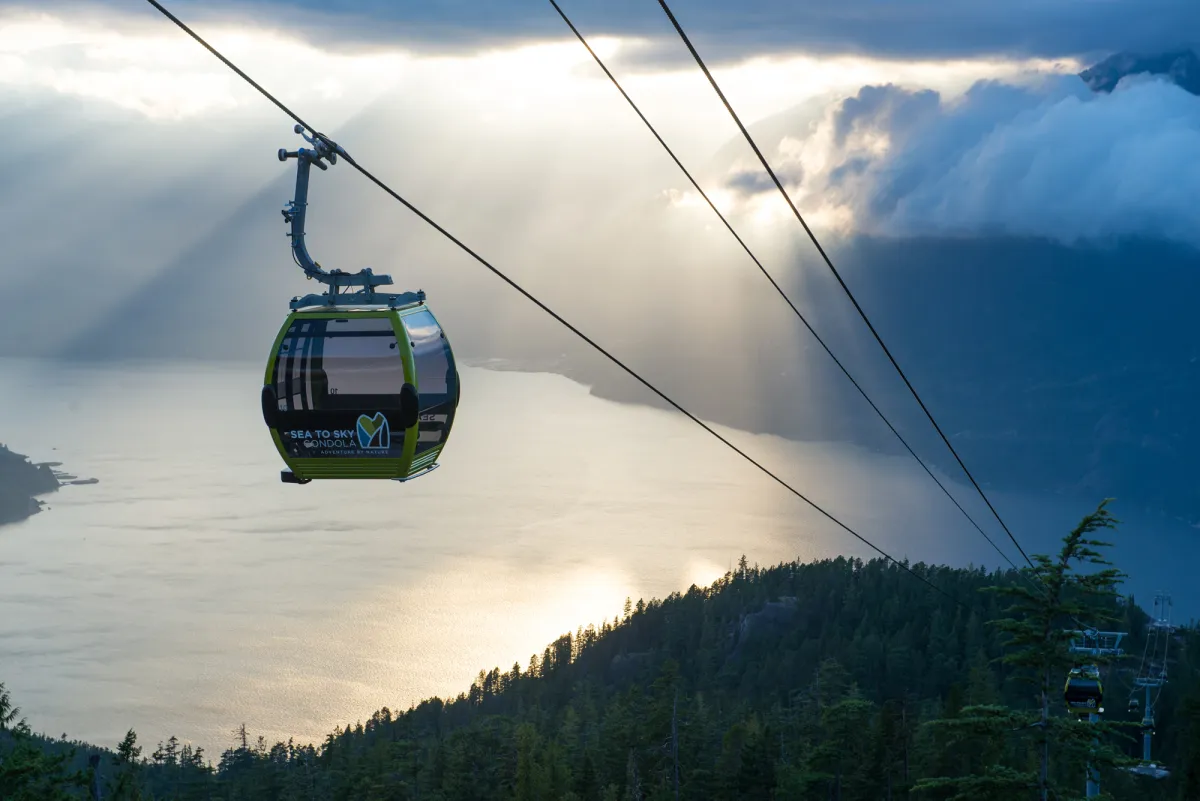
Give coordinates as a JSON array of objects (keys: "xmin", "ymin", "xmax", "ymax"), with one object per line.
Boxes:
[
  {"xmin": 0, "ymin": 443, "xmax": 58, "ymax": 525},
  {"xmin": 3, "ymin": 507, "xmax": 1200, "ymax": 800}
]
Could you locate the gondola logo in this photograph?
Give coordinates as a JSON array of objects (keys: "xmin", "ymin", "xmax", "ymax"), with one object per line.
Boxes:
[{"xmin": 356, "ymin": 413, "xmax": 390, "ymax": 449}]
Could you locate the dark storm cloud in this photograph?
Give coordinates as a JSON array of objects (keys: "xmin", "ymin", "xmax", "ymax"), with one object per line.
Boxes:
[
  {"xmin": 725, "ymin": 165, "xmax": 802, "ymax": 197},
  {"xmin": 12, "ymin": 0, "xmax": 1200, "ymax": 64}
]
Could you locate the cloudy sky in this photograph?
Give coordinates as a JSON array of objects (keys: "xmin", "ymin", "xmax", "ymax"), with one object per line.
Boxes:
[
  {"xmin": 1, "ymin": 0, "xmax": 1198, "ymax": 405},
  {"xmin": 22, "ymin": 0, "xmax": 1199, "ymax": 61}
]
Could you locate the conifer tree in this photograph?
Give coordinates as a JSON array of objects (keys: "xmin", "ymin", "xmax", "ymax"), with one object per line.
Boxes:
[
  {"xmin": 108, "ymin": 728, "xmax": 146, "ymax": 800},
  {"xmin": 914, "ymin": 499, "xmax": 1135, "ymax": 800},
  {"xmin": 0, "ymin": 684, "xmax": 87, "ymax": 800}
]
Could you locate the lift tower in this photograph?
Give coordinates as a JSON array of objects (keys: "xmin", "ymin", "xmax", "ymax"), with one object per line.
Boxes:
[
  {"xmin": 1066, "ymin": 629, "xmax": 1125, "ymax": 798},
  {"xmin": 1127, "ymin": 593, "xmax": 1173, "ymax": 780}
]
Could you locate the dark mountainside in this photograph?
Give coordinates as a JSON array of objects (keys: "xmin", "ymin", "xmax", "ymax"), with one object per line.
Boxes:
[
  {"xmin": 581, "ymin": 235, "xmax": 1200, "ymax": 525},
  {"xmin": 831, "ymin": 236, "xmax": 1200, "ymax": 525},
  {"xmin": 0, "ymin": 444, "xmax": 58, "ymax": 525},
  {"xmin": 4, "ymin": 509, "xmax": 1200, "ymax": 800},
  {"xmin": 1080, "ymin": 48, "xmax": 1200, "ymax": 95}
]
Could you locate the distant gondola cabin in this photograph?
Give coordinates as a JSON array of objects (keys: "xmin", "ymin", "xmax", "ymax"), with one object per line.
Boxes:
[{"xmin": 1064, "ymin": 666, "xmax": 1104, "ymax": 716}]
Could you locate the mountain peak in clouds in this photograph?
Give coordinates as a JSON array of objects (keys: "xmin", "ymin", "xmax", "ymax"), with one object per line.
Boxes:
[{"xmin": 1080, "ymin": 48, "xmax": 1200, "ymax": 95}]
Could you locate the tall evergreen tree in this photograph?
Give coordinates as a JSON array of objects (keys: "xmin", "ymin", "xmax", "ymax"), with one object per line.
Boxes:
[
  {"xmin": 108, "ymin": 728, "xmax": 146, "ymax": 800},
  {"xmin": 914, "ymin": 500, "xmax": 1135, "ymax": 800}
]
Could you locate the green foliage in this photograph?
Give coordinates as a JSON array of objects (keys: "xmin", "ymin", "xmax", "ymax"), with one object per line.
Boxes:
[
  {"xmin": 0, "ymin": 732, "xmax": 88, "ymax": 801},
  {"xmin": 0, "ymin": 682, "xmax": 20, "ymax": 731},
  {"xmin": 0, "ymin": 683, "xmax": 88, "ymax": 800},
  {"xmin": 107, "ymin": 729, "xmax": 148, "ymax": 800},
  {"xmin": 915, "ymin": 764, "xmax": 1036, "ymax": 801},
  {"xmin": 914, "ymin": 500, "xmax": 1143, "ymax": 800},
  {"xmin": 988, "ymin": 499, "xmax": 1126, "ymax": 680},
  {"xmin": 1172, "ymin": 690, "xmax": 1200, "ymax": 800}
]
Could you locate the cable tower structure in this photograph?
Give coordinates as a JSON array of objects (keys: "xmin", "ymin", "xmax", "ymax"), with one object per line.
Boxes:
[
  {"xmin": 1127, "ymin": 592, "xmax": 1173, "ymax": 780},
  {"xmin": 1066, "ymin": 629, "xmax": 1126, "ymax": 798}
]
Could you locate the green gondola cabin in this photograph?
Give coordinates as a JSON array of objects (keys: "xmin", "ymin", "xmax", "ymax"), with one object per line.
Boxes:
[
  {"xmin": 262, "ymin": 303, "xmax": 459, "ymax": 482},
  {"xmin": 1064, "ymin": 665, "xmax": 1104, "ymax": 716}
]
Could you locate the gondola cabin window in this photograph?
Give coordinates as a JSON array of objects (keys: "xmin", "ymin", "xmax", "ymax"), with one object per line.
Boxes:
[
  {"xmin": 274, "ymin": 318, "xmax": 406, "ymax": 412},
  {"xmin": 402, "ymin": 310, "xmax": 458, "ymax": 455}
]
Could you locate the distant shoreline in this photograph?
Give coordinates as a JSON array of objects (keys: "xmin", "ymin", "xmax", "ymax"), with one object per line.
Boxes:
[{"xmin": 0, "ymin": 444, "xmax": 94, "ymax": 526}]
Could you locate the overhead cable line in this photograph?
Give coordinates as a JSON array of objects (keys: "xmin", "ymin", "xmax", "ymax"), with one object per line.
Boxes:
[
  {"xmin": 142, "ymin": 0, "xmax": 965, "ymax": 607},
  {"xmin": 548, "ymin": 0, "xmax": 1022, "ymax": 573},
  {"xmin": 652, "ymin": 0, "xmax": 1036, "ymax": 570}
]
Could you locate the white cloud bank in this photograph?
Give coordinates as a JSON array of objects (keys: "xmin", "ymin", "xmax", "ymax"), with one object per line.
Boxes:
[{"xmin": 702, "ymin": 72, "xmax": 1200, "ymax": 247}]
